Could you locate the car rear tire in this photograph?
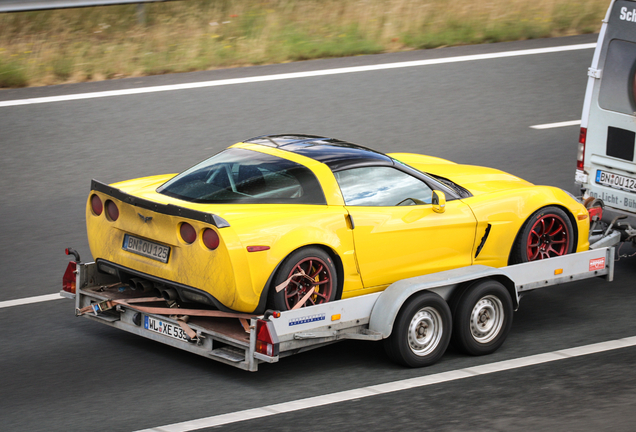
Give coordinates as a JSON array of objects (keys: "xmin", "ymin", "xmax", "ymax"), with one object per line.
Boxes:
[
  {"xmin": 384, "ymin": 292, "xmax": 452, "ymax": 368},
  {"xmin": 451, "ymin": 279, "xmax": 513, "ymax": 356},
  {"xmin": 511, "ymin": 206, "xmax": 574, "ymax": 263},
  {"xmin": 269, "ymin": 247, "xmax": 337, "ymax": 311}
]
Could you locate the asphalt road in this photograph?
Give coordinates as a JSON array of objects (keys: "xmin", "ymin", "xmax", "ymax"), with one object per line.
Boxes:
[{"xmin": 2, "ymin": 33, "xmax": 635, "ymax": 431}]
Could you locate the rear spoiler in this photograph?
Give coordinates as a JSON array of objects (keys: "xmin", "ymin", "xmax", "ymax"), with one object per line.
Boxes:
[{"xmin": 90, "ymin": 179, "xmax": 231, "ymax": 228}]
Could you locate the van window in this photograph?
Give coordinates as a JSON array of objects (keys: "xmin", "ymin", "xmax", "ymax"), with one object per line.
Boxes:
[{"xmin": 598, "ymin": 39, "xmax": 636, "ymax": 116}]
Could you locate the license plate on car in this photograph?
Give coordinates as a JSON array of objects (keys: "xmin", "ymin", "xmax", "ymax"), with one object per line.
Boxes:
[
  {"xmin": 122, "ymin": 234, "xmax": 170, "ymax": 263},
  {"xmin": 144, "ymin": 316, "xmax": 189, "ymax": 342},
  {"xmin": 596, "ymin": 170, "xmax": 636, "ymax": 193}
]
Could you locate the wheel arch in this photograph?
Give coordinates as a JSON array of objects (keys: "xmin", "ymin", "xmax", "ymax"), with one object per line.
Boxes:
[
  {"xmin": 450, "ymin": 275, "xmax": 519, "ymax": 315},
  {"xmin": 507, "ymin": 204, "xmax": 579, "ymax": 265},
  {"xmin": 310, "ymin": 244, "xmax": 345, "ymax": 303},
  {"xmin": 369, "ymin": 266, "xmax": 518, "ymax": 338},
  {"xmin": 253, "ymin": 243, "xmax": 345, "ymax": 314}
]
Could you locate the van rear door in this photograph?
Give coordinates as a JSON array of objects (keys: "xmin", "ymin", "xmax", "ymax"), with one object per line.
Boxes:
[{"xmin": 576, "ymin": 0, "xmax": 636, "ymax": 220}]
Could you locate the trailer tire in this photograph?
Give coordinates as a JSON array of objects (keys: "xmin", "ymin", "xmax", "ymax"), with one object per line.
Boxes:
[
  {"xmin": 451, "ymin": 279, "xmax": 513, "ymax": 356},
  {"xmin": 384, "ymin": 291, "xmax": 451, "ymax": 368},
  {"xmin": 269, "ymin": 247, "xmax": 337, "ymax": 311},
  {"xmin": 512, "ymin": 206, "xmax": 574, "ymax": 263}
]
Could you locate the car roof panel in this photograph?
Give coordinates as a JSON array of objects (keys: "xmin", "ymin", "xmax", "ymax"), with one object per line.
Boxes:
[{"xmin": 244, "ymin": 134, "xmax": 393, "ymax": 171}]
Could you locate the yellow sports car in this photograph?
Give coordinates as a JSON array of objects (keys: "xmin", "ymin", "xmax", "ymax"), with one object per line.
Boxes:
[{"xmin": 87, "ymin": 134, "xmax": 590, "ymax": 313}]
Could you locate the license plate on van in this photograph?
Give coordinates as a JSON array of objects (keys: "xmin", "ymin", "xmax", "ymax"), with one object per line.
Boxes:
[
  {"xmin": 123, "ymin": 234, "xmax": 170, "ymax": 263},
  {"xmin": 596, "ymin": 170, "xmax": 636, "ymax": 193}
]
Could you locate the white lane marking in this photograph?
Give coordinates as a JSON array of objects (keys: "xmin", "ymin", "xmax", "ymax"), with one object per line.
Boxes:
[
  {"xmin": 0, "ymin": 43, "xmax": 596, "ymax": 108},
  {"xmin": 137, "ymin": 335, "xmax": 636, "ymax": 432},
  {"xmin": 530, "ymin": 120, "xmax": 582, "ymax": 129},
  {"xmin": 0, "ymin": 293, "xmax": 63, "ymax": 309}
]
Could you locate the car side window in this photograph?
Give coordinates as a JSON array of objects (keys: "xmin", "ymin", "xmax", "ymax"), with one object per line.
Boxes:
[{"xmin": 334, "ymin": 166, "xmax": 433, "ymax": 206}]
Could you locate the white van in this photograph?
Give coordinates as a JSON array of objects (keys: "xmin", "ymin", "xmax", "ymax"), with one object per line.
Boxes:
[{"xmin": 575, "ymin": 0, "xmax": 636, "ymax": 241}]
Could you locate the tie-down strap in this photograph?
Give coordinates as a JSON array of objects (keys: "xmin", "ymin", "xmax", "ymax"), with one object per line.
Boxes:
[{"xmin": 76, "ymin": 297, "xmax": 255, "ymax": 336}]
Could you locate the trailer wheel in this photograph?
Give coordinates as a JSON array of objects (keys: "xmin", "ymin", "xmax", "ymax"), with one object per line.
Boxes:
[
  {"xmin": 452, "ymin": 279, "xmax": 513, "ymax": 356},
  {"xmin": 269, "ymin": 247, "xmax": 337, "ymax": 311},
  {"xmin": 512, "ymin": 206, "xmax": 574, "ymax": 263},
  {"xmin": 384, "ymin": 292, "xmax": 451, "ymax": 367}
]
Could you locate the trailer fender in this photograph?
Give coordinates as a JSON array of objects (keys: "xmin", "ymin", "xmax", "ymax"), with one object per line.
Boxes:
[{"xmin": 368, "ymin": 265, "xmax": 518, "ymax": 338}]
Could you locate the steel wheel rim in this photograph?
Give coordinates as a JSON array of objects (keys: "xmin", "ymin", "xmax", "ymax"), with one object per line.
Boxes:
[
  {"xmin": 407, "ymin": 307, "xmax": 443, "ymax": 356},
  {"xmin": 469, "ymin": 295, "xmax": 504, "ymax": 344},
  {"xmin": 284, "ymin": 257, "xmax": 333, "ymax": 309},
  {"xmin": 526, "ymin": 214, "xmax": 569, "ymax": 260}
]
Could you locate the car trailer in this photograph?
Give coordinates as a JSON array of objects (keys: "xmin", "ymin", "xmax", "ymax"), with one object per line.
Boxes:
[{"xmin": 61, "ymin": 246, "xmax": 614, "ymax": 371}]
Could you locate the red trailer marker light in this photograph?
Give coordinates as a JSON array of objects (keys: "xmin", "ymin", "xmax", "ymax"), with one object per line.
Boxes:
[
  {"xmin": 62, "ymin": 261, "xmax": 77, "ymax": 294},
  {"xmin": 255, "ymin": 319, "xmax": 279, "ymax": 357}
]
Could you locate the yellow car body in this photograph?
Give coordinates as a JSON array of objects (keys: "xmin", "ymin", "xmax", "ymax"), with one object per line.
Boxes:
[{"xmin": 86, "ymin": 135, "xmax": 589, "ymax": 313}]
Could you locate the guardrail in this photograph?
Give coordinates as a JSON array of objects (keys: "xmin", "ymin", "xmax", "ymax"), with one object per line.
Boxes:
[{"xmin": 0, "ymin": 0, "xmax": 174, "ymax": 13}]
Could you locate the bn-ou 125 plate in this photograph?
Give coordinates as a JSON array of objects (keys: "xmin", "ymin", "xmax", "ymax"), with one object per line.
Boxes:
[{"xmin": 122, "ymin": 234, "xmax": 170, "ymax": 263}]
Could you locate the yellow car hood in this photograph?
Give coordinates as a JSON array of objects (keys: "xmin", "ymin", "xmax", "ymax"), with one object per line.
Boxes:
[{"xmin": 390, "ymin": 153, "xmax": 534, "ymax": 196}]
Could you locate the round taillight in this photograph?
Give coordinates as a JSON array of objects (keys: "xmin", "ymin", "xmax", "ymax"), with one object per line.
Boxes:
[
  {"xmin": 202, "ymin": 228, "xmax": 220, "ymax": 250},
  {"xmin": 91, "ymin": 194, "xmax": 103, "ymax": 216},
  {"xmin": 180, "ymin": 223, "xmax": 197, "ymax": 244},
  {"xmin": 106, "ymin": 200, "xmax": 119, "ymax": 221}
]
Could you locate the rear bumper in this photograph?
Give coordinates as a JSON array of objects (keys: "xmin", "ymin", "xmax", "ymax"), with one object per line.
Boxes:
[{"xmin": 96, "ymin": 259, "xmax": 232, "ymax": 312}]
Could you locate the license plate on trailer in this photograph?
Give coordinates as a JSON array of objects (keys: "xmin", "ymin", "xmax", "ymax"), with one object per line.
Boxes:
[
  {"xmin": 144, "ymin": 316, "xmax": 189, "ymax": 342},
  {"xmin": 122, "ymin": 234, "xmax": 170, "ymax": 263},
  {"xmin": 596, "ymin": 170, "xmax": 636, "ymax": 193}
]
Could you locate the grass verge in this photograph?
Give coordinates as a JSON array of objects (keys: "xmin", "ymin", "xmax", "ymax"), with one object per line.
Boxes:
[{"xmin": 0, "ymin": 0, "xmax": 606, "ymax": 88}]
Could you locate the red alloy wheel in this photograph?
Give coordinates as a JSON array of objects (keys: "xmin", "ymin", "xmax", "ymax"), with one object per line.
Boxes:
[
  {"xmin": 526, "ymin": 214, "xmax": 570, "ymax": 260},
  {"xmin": 284, "ymin": 257, "xmax": 333, "ymax": 310}
]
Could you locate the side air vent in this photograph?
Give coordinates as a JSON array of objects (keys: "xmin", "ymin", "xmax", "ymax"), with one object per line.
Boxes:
[{"xmin": 475, "ymin": 224, "xmax": 492, "ymax": 258}]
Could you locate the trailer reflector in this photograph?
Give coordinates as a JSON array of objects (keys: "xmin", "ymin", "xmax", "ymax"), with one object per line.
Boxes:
[
  {"xmin": 62, "ymin": 261, "xmax": 77, "ymax": 294},
  {"xmin": 255, "ymin": 319, "xmax": 279, "ymax": 357},
  {"xmin": 554, "ymin": 269, "xmax": 563, "ymax": 275},
  {"xmin": 331, "ymin": 314, "xmax": 341, "ymax": 321}
]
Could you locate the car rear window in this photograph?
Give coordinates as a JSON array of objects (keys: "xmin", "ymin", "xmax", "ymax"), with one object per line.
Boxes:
[{"xmin": 157, "ymin": 148, "xmax": 327, "ymax": 204}]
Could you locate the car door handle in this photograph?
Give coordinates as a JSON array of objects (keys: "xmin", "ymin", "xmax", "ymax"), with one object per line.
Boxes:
[{"xmin": 345, "ymin": 214, "xmax": 355, "ymax": 230}]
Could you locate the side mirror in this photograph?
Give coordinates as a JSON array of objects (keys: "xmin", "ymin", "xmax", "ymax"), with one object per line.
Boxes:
[{"xmin": 432, "ymin": 190, "xmax": 446, "ymax": 213}]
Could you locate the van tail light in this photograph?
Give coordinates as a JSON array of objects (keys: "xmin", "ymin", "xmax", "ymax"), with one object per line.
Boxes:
[
  {"xmin": 577, "ymin": 127, "xmax": 587, "ymax": 170},
  {"xmin": 62, "ymin": 261, "xmax": 77, "ymax": 294},
  {"xmin": 255, "ymin": 319, "xmax": 279, "ymax": 357}
]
